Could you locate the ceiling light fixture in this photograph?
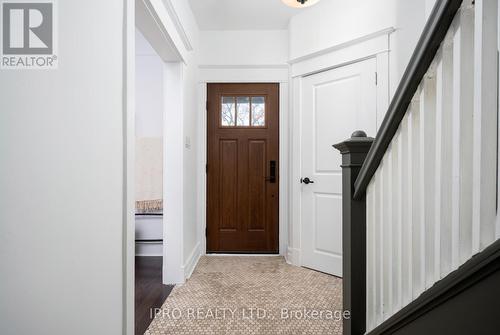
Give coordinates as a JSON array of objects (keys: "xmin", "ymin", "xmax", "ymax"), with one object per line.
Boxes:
[{"xmin": 281, "ymin": 0, "xmax": 321, "ymax": 8}]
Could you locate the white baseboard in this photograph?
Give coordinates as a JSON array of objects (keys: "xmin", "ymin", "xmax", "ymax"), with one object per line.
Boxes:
[
  {"xmin": 286, "ymin": 247, "xmax": 301, "ymax": 267},
  {"xmin": 183, "ymin": 242, "xmax": 201, "ymax": 280},
  {"xmin": 135, "ymin": 242, "xmax": 163, "ymax": 257}
]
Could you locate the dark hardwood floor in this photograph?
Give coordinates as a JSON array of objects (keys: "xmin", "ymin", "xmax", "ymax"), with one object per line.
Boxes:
[{"xmin": 135, "ymin": 256, "xmax": 173, "ymax": 335}]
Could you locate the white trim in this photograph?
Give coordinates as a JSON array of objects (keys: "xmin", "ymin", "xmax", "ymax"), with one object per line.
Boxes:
[
  {"xmin": 136, "ymin": 0, "xmax": 187, "ymax": 63},
  {"xmin": 290, "ymin": 76, "xmax": 302, "ymax": 268},
  {"xmin": 124, "ymin": 0, "xmax": 135, "ymax": 334},
  {"xmin": 163, "ymin": 62, "xmax": 185, "ymax": 285},
  {"xmin": 197, "ymin": 83, "xmax": 208, "ymax": 255},
  {"xmin": 183, "ymin": 242, "xmax": 201, "ymax": 279},
  {"xmin": 279, "ymin": 82, "xmax": 290, "ymax": 256},
  {"xmin": 162, "ymin": 0, "xmax": 193, "ymax": 51},
  {"xmin": 289, "ymin": 30, "xmax": 391, "ymax": 270},
  {"xmin": 288, "ymin": 27, "xmax": 396, "ymax": 65},
  {"xmin": 286, "ymin": 247, "xmax": 301, "ymax": 266},
  {"xmin": 197, "ymin": 68, "xmax": 290, "ymax": 258}
]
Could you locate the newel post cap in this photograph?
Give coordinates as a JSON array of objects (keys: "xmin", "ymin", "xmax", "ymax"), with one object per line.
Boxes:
[
  {"xmin": 333, "ymin": 130, "xmax": 375, "ymax": 154},
  {"xmin": 351, "ymin": 130, "xmax": 367, "ymax": 138}
]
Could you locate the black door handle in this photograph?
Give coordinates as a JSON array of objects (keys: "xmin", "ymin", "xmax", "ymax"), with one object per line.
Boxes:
[
  {"xmin": 265, "ymin": 160, "xmax": 276, "ymax": 183},
  {"xmin": 300, "ymin": 177, "xmax": 314, "ymax": 185}
]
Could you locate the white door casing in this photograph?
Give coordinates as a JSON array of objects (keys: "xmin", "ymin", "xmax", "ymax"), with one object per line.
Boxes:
[
  {"xmin": 300, "ymin": 58, "xmax": 378, "ymax": 276},
  {"xmin": 196, "ymin": 68, "xmax": 290, "ymax": 257}
]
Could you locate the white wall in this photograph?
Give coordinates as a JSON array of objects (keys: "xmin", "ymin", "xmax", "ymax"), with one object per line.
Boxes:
[
  {"xmin": 0, "ymin": 0, "xmax": 129, "ymax": 334},
  {"xmin": 426, "ymin": 0, "xmax": 438, "ymax": 19},
  {"xmin": 136, "ymin": 29, "xmax": 164, "ymax": 138},
  {"xmin": 199, "ymin": 30, "xmax": 289, "ymax": 65},
  {"xmin": 289, "ymin": 0, "xmax": 427, "ymax": 97},
  {"xmin": 162, "ymin": 0, "xmax": 202, "ymax": 280}
]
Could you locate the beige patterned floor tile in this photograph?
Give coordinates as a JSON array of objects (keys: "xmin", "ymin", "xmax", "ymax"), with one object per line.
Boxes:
[{"xmin": 145, "ymin": 256, "xmax": 343, "ymax": 335}]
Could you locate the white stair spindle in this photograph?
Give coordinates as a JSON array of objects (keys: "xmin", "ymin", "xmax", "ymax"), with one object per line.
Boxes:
[
  {"xmin": 472, "ymin": 0, "xmax": 498, "ymax": 253},
  {"xmin": 435, "ymin": 34, "xmax": 454, "ymax": 279}
]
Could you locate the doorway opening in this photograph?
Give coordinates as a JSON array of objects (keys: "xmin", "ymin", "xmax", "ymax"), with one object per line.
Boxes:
[
  {"xmin": 134, "ymin": 28, "xmax": 172, "ymax": 334},
  {"xmin": 206, "ymin": 83, "xmax": 280, "ymax": 253}
]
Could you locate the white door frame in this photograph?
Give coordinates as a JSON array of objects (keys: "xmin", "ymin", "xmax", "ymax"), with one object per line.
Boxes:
[
  {"xmin": 135, "ymin": 0, "xmax": 192, "ymax": 287},
  {"xmin": 288, "ymin": 29, "xmax": 393, "ymax": 267},
  {"xmin": 124, "ymin": 1, "xmax": 135, "ymax": 334},
  {"xmin": 129, "ymin": 1, "xmax": 190, "ymax": 318},
  {"xmin": 196, "ymin": 65, "xmax": 290, "ymax": 256}
]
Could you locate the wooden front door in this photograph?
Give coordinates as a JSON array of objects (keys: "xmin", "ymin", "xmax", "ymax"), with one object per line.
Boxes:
[{"xmin": 207, "ymin": 83, "xmax": 279, "ymax": 253}]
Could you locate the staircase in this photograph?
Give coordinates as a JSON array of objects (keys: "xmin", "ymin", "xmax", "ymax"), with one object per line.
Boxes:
[{"xmin": 334, "ymin": 0, "xmax": 500, "ymax": 334}]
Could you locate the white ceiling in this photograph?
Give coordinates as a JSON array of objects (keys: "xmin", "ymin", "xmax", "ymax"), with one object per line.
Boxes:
[{"xmin": 188, "ymin": 0, "xmax": 305, "ymax": 30}]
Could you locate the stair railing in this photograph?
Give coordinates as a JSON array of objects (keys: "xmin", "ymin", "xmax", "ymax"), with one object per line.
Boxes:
[{"xmin": 334, "ymin": 0, "xmax": 499, "ymax": 334}]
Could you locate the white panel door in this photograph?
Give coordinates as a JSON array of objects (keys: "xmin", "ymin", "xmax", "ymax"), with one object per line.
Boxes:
[{"xmin": 300, "ymin": 58, "xmax": 378, "ymax": 276}]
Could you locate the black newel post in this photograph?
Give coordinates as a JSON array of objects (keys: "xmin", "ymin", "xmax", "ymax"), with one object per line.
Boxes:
[{"xmin": 333, "ymin": 130, "xmax": 374, "ymax": 335}]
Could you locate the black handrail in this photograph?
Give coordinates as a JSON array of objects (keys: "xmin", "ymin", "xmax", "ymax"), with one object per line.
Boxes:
[{"xmin": 353, "ymin": 0, "xmax": 464, "ymax": 200}]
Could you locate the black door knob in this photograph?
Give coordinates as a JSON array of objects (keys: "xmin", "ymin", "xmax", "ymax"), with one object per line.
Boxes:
[{"xmin": 301, "ymin": 177, "xmax": 314, "ymax": 185}]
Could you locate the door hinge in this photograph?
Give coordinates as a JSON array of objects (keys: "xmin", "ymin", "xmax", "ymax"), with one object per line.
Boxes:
[
  {"xmin": 206, "ymin": 101, "xmax": 209, "ymax": 111},
  {"xmin": 205, "ymin": 227, "xmax": 208, "ymax": 236},
  {"xmin": 375, "ymin": 72, "xmax": 378, "ymax": 85},
  {"xmin": 206, "ymin": 164, "xmax": 208, "ymax": 173}
]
